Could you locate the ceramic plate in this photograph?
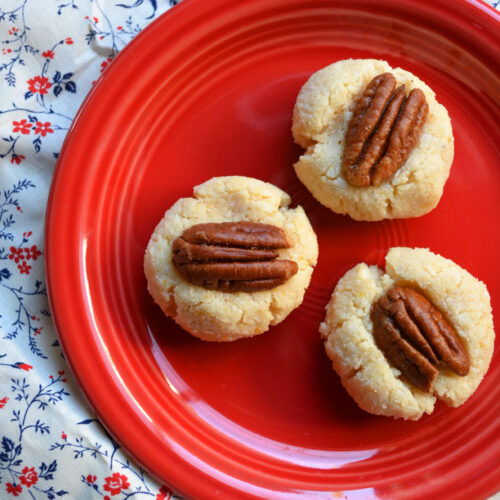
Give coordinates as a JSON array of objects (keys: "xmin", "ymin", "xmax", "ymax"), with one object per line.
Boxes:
[{"xmin": 46, "ymin": 0, "xmax": 500, "ymax": 498}]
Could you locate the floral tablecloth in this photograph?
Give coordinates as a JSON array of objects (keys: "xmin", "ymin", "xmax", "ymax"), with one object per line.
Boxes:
[
  {"xmin": 0, "ymin": 1, "xmax": 498, "ymax": 499},
  {"xmin": 0, "ymin": 1, "xmax": 180, "ymax": 498}
]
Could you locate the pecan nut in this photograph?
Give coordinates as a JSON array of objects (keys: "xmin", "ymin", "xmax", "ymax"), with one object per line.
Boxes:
[
  {"xmin": 172, "ymin": 222, "xmax": 298, "ymax": 292},
  {"xmin": 371, "ymin": 287, "xmax": 470, "ymax": 392},
  {"xmin": 342, "ymin": 73, "xmax": 429, "ymax": 187}
]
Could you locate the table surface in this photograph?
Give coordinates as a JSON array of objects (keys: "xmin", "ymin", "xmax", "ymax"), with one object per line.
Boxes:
[{"xmin": 0, "ymin": 1, "xmax": 498, "ymax": 499}]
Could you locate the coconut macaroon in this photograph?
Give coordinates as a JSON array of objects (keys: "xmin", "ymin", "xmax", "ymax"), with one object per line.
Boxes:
[
  {"xmin": 320, "ymin": 247, "xmax": 494, "ymax": 420},
  {"xmin": 292, "ymin": 59, "xmax": 454, "ymax": 221},
  {"xmin": 144, "ymin": 176, "xmax": 318, "ymax": 341}
]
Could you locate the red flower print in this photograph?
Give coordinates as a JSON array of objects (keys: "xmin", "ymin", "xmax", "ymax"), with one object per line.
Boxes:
[
  {"xmin": 100, "ymin": 57, "xmax": 113, "ymax": 73},
  {"xmin": 86, "ymin": 474, "xmax": 96, "ymax": 484},
  {"xmin": 16, "ymin": 363, "xmax": 33, "ymax": 372},
  {"xmin": 19, "ymin": 467, "xmax": 38, "ymax": 488},
  {"xmin": 10, "ymin": 154, "xmax": 25, "ymax": 165},
  {"xmin": 34, "ymin": 327, "xmax": 43, "ymax": 336},
  {"xmin": 42, "ymin": 50, "xmax": 54, "ymax": 59},
  {"xmin": 9, "ymin": 247, "xmax": 23, "ymax": 263},
  {"xmin": 34, "ymin": 121, "xmax": 54, "ymax": 137},
  {"xmin": 93, "ymin": 17, "xmax": 99, "ymax": 23},
  {"xmin": 117, "ymin": 26, "xmax": 123, "ymax": 30},
  {"xmin": 6, "ymin": 483, "xmax": 22, "ymax": 496},
  {"xmin": 0, "ymin": 397, "xmax": 8, "ymax": 409},
  {"xmin": 24, "ymin": 245, "xmax": 42, "ymax": 261},
  {"xmin": 103, "ymin": 473, "xmax": 130, "ymax": 496},
  {"xmin": 61, "ymin": 431, "xmax": 67, "ymax": 440},
  {"xmin": 65, "ymin": 37, "xmax": 73, "ymax": 44},
  {"xmin": 18, "ymin": 261, "xmax": 31, "ymax": 274},
  {"xmin": 104, "ymin": 497, "xmax": 110, "ymax": 500},
  {"xmin": 27, "ymin": 75, "xmax": 52, "ymax": 95},
  {"xmin": 12, "ymin": 119, "xmax": 32, "ymax": 135},
  {"xmin": 156, "ymin": 485, "xmax": 173, "ymax": 500}
]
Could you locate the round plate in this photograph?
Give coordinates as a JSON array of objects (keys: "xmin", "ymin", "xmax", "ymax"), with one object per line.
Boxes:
[{"xmin": 46, "ymin": 0, "xmax": 500, "ymax": 498}]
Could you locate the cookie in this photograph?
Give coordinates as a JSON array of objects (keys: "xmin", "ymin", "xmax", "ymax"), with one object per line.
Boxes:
[
  {"xmin": 320, "ymin": 247, "xmax": 494, "ymax": 420},
  {"xmin": 144, "ymin": 176, "xmax": 318, "ymax": 341},
  {"xmin": 293, "ymin": 59, "xmax": 454, "ymax": 221}
]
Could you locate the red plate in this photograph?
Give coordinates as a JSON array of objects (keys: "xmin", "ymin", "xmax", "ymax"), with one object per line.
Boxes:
[{"xmin": 46, "ymin": 0, "xmax": 500, "ymax": 498}]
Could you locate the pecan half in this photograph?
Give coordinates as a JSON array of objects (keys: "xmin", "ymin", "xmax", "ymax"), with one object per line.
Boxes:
[
  {"xmin": 371, "ymin": 287, "xmax": 470, "ymax": 392},
  {"xmin": 342, "ymin": 73, "xmax": 429, "ymax": 187},
  {"xmin": 172, "ymin": 222, "xmax": 298, "ymax": 292}
]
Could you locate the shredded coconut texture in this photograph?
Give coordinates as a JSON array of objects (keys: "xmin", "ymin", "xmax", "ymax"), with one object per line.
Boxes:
[
  {"xmin": 144, "ymin": 176, "xmax": 318, "ymax": 341},
  {"xmin": 292, "ymin": 59, "xmax": 454, "ymax": 221},
  {"xmin": 319, "ymin": 247, "xmax": 494, "ymax": 420}
]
